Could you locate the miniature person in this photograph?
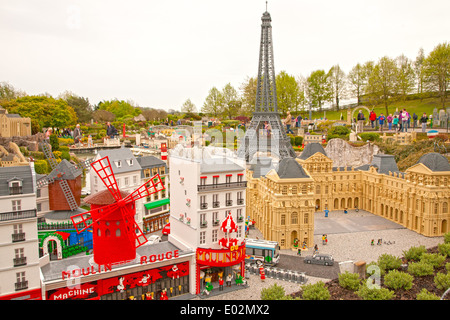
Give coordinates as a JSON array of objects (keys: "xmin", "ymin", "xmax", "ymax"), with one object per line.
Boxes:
[
  {"xmin": 235, "ymin": 273, "xmax": 243, "ymax": 286},
  {"xmin": 377, "ymin": 239, "xmax": 382, "ymax": 246},
  {"xmin": 344, "ymin": 208, "xmax": 348, "ymax": 214},
  {"xmin": 324, "ymin": 207, "xmax": 329, "ymax": 218},
  {"xmin": 218, "ymin": 276, "xmax": 224, "ymax": 291},
  {"xmin": 226, "ymin": 273, "xmax": 233, "ymax": 287},
  {"xmin": 371, "ymin": 239, "xmax": 374, "ymax": 246},
  {"xmin": 160, "ymin": 288, "xmax": 168, "ymax": 300},
  {"xmin": 260, "ymin": 266, "xmax": 266, "ymax": 282},
  {"xmin": 322, "ymin": 234, "xmax": 327, "ymax": 245},
  {"xmin": 297, "ymin": 248, "xmax": 302, "ymax": 256},
  {"xmin": 144, "ymin": 292, "xmax": 153, "ymax": 300},
  {"xmin": 314, "ymin": 244, "xmax": 319, "ymax": 255},
  {"xmin": 171, "ymin": 264, "xmax": 180, "ymax": 279}
]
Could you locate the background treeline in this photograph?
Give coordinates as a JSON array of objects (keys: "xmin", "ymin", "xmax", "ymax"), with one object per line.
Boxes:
[{"xmin": 1, "ymin": 42, "xmax": 448, "ymax": 130}]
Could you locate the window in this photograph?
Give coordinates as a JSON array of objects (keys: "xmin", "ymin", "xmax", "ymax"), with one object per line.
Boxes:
[
  {"xmin": 304, "ymin": 213, "xmax": 309, "ymax": 224},
  {"xmin": 237, "ymin": 174, "xmax": 243, "ymax": 183},
  {"xmin": 226, "ymin": 175, "xmax": 232, "ymax": 184},
  {"xmin": 115, "ymin": 160, "xmax": 122, "ymax": 168},
  {"xmin": 133, "ymin": 175, "xmax": 137, "ymax": 185},
  {"xmin": 116, "ymin": 178, "xmax": 121, "ymax": 187},
  {"xmin": 37, "ymin": 203, "xmax": 42, "ymax": 212},
  {"xmin": 200, "ymin": 177, "xmax": 207, "ymax": 186},
  {"xmin": 443, "ymin": 202, "xmax": 448, "ymax": 214},
  {"xmin": 291, "ymin": 212, "xmax": 298, "ymax": 224},
  {"xmin": 237, "ymin": 225, "xmax": 242, "ymax": 238},
  {"xmin": 36, "ymin": 188, "xmax": 41, "ymax": 198},
  {"xmin": 213, "ymin": 176, "xmax": 219, "ymax": 185},
  {"xmin": 200, "ymin": 231, "xmax": 206, "ymax": 244},
  {"xmin": 281, "ymin": 214, "xmax": 286, "ymax": 225},
  {"xmin": 212, "ymin": 229, "xmax": 218, "ymax": 243},
  {"xmin": 12, "ymin": 200, "xmax": 21, "ymax": 211},
  {"xmin": 282, "ymin": 186, "xmax": 287, "ymax": 195},
  {"xmin": 124, "ymin": 177, "xmax": 129, "ymax": 186},
  {"xmin": 126, "ymin": 159, "xmax": 133, "ymax": 166},
  {"xmin": 9, "ymin": 181, "xmax": 22, "ymax": 195}
]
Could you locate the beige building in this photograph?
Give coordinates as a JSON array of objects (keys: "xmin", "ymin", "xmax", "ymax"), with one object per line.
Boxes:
[
  {"xmin": 246, "ymin": 143, "xmax": 450, "ymax": 249},
  {"xmin": 0, "ymin": 107, "xmax": 32, "ymax": 138}
]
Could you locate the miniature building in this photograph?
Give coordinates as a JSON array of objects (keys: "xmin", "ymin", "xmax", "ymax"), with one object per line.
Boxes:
[
  {"xmin": 136, "ymin": 155, "xmax": 169, "ymax": 234},
  {"xmin": 0, "ymin": 165, "xmax": 41, "ymax": 300},
  {"xmin": 169, "ymin": 145, "xmax": 247, "ymax": 294},
  {"xmin": 0, "ymin": 106, "xmax": 32, "ymax": 138},
  {"xmin": 247, "ymin": 142, "xmax": 450, "ymax": 249},
  {"xmin": 246, "ymin": 157, "xmax": 315, "ymax": 249}
]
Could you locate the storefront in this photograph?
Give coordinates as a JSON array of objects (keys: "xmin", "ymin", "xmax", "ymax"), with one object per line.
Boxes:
[
  {"xmin": 195, "ymin": 244, "xmax": 246, "ymax": 294},
  {"xmin": 42, "ymin": 242, "xmax": 195, "ymax": 300}
]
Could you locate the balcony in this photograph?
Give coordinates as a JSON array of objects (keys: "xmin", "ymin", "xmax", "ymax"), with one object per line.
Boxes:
[
  {"xmin": 200, "ymin": 221, "xmax": 208, "ymax": 228},
  {"xmin": 237, "ymin": 198, "xmax": 245, "ymax": 205},
  {"xmin": 226, "ymin": 200, "xmax": 233, "ymax": 206},
  {"xmin": 0, "ymin": 210, "xmax": 36, "ymax": 222},
  {"xmin": 213, "ymin": 201, "xmax": 220, "ymax": 208},
  {"xmin": 197, "ymin": 181, "xmax": 247, "ymax": 192},
  {"xmin": 200, "ymin": 203, "xmax": 208, "ymax": 210},
  {"xmin": 14, "ymin": 257, "xmax": 27, "ymax": 267},
  {"xmin": 15, "ymin": 281, "xmax": 28, "ymax": 291},
  {"xmin": 12, "ymin": 233, "xmax": 26, "ymax": 242}
]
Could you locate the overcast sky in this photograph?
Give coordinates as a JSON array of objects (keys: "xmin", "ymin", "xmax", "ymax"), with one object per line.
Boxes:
[{"xmin": 1, "ymin": 0, "xmax": 449, "ymax": 112}]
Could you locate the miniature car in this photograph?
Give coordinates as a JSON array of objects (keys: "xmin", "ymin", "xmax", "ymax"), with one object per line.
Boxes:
[
  {"xmin": 303, "ymin": 253, "xmax": 334, "ymax": 266},
  {"xmin": 147, "ymin": 235, "xmax": 161, "ymax": 245},
  {"xmin": 162, "ymin": 223, "xmax": 170, "ymax": 235}
]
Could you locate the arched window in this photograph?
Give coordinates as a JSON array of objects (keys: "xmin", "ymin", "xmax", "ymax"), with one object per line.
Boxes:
[
  {"xmin": 116, "ymin": 228, "xmax": 121, "ymax": 237},
  {"xmin": 291, "ymin": 212, "xmax": 298, "ymax": 224},
  {"xmin": 316, "ymin": 185, "xmax": 321, "ymax": 194},
  {"xmin": 443, "ymin": 202, "xmax": 448, "ymax": 214}
]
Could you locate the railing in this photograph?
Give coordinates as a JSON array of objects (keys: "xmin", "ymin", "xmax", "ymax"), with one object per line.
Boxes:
[
  {"xmin": 237, "ymin": 198, "xmax": 245, "ymax": 205},
  {"xmin": 13, "ymin": 257, "xmax": 27, "ymax": 267},
  {"xmin": 200, "ymin": 221, "xmax": 208, "ymax": 228},
  {"xmin": 213, "ymin": 201, "xmax": 220, "ymax": 208},
  {"xmin": 197, "ymin": 181, "xmax": 247, "ymax": 192},
  {"xmin": 0, "ymin": 210, "xmax": 36, "ymax": 222},
  {"xmin": 200, "ymin": 203, "xmax": 208, "ymax": 210},
  {"xmin": 12, "ymin": 233, "xmax": 26, "ymax": 242},
  {"xmin": 226, "ymin": 200, "xmax": 233, "ymax": 206},
  {"xmin": 38, "ymin": 221, "xmax": 79, "ymax": 230},
  {"xmin": 15, "ymin": 281, "xmax": 28, "ymax": 291}
]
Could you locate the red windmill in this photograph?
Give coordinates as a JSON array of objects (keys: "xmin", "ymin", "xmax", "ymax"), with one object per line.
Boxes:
[{"xmin": 70, "ymin": 156, "xmax": 165, "ymax": 265}]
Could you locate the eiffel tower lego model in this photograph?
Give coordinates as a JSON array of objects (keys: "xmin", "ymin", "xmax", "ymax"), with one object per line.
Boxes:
[{"xmin": 237, "ymin": 9, "xmax": 296, "ymax": 162}]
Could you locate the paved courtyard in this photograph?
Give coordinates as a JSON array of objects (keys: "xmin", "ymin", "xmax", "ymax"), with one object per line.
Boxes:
[{"xmin": 194, "ymin": 209, "xmax": 445, "ymax": 300}]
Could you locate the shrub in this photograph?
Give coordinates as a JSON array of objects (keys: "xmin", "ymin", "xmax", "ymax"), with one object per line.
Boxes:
[
  {"xmin": 356, "ymin": 285, "xmax": 395, "ymax": 300},
  {"xmin": 294, "ymin": 136, "xmax": 303, "ymax": 146},
  {"xmin": 301, "ymin": 281, "xmax": 330, "ymax": 300},
  {"xmin": 446, "ymin": 263, "xmax": 450, "ymax": 272},
  {"xmin": 59, "ymin": 146, "xmax": 70, "ymax": 152},
  {"xmin": 403, "ymin": 245, "xmax": 427, "ymax": 262},
  {"xmin": 420, "ymin": 253, "xmax": 446, "ymax": 268},
  {"xmin": 359, "ymin": 132, "xmax": 380, "ymax": 142},
  {"xmin": 260, "ymin": 284, "xmax": 286, "ymax": 300},
  {"xmin": 416, "ymin": 289, "xmax": 440, "ymax": 300},
  {"xmin": 407, "ymin": 261, "xmax": 435, "ymax": 277},
  {"xmin": 59, "ymin": 138, "xmax": 74, "ymax": 146},
  {"xmin": 338, "ymin": 272, "xmax": 361, "ymax": 291},
  {"xmin": 377, "ymin": 254, "xmax": 402, "ymax": 274},
  {"xmin": 444, "ymin": 232, "xmax": 450, "ymax": 244},
  {"xmin": 49, "ymin": 133, "xmax": 60, "ymax": 151},
  {"xmin": 438, "ymin": 243, "xmax": 450, "ymax": 256},
  {"xmin": 434, "ymin": 272, "xmax": 450, "ymax": 291},
  {"xmin": 34, "ymin": 160, "xmax": 49, "ymax": 174},
  {"xmin": 384, "ymin": 270, "xmax": 413, "ymax": 290}
]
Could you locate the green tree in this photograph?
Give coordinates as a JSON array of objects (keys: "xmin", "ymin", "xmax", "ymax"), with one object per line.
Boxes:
[
  {"xmin": 328, "ymin": 65, "xmax": 347, "ymax": 111},
  {"xmin": 414, "ymin": 48, "xmax": 426, "ymax": 99},
  {"xmin": 97, "ymin": 99, "xmax": 139, "ymax": 120},
  {"xmin": 202, "ymin": 87, "xmax": 224, "ymax": 118},
  {"xmin": 65, "ymin": 95, "xmax": 93, "ymax": 123},
  {"xmin": 306, "ymin": 70, "xmax": 333, "ymax": 111},
  {"xmin": 423, "ymin": 42, "xmax": 450, "ymax": 108},
  {"xmin": 367, "ymin": 56, "xmax": 398, "ymax": 114},
  {"xmin": 181, "ymin": 99, "xmax": 197, "ymax": 113},
  {"xmin": 276, "ymin": 70, "xmax": 305, "ymax": 115},
  {"xmin": 221, "ymin": 83, "xmax": 241, "ymax": 119},
  {"xmin": 2, "ymin": 95, "xmax": 77, "ymax": 129},
  {"xmin": 239, "ymin": 76, "xmax": 257, "ymax": 116},
  {"xmin": 396, "ymin": 54, "xmax": 416, "ymax": 101}
]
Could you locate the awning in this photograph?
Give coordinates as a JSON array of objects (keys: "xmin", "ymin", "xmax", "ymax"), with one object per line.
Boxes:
[{"xmin": 144, "ymin": 198, "xmax": 170, "ymax": 210}]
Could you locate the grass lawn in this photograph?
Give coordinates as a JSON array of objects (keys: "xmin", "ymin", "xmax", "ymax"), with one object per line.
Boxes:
[{"xmin": 308, "ymin": 97, "xmax": 449, "ymax": 121}]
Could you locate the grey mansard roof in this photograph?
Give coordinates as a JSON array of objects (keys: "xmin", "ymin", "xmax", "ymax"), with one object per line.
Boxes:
[
  {"xmin": 417, "ymin": 153, "xmax": 450, "ymax": 172},
  {"xmin": 297, "ymin": 143, "xmax": 327, "ymax": 160},
  {"xmin": 0, "ymin": 165, "xmax": 34, "ymax": 196},
  {"xmin": 97, "ymin": 147, "xmax": 141, "ymax": 174},
  {"xmin": 276, "ymin": 157, "xmax": 310, "ymax": 179}
]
